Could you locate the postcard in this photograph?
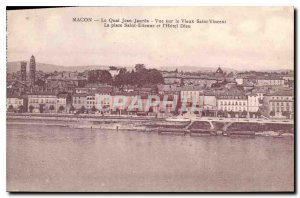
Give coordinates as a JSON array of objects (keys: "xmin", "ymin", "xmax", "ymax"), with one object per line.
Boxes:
[{"xmin": 6, "ymin": 6, "xmax": 294, "ymax": 192}]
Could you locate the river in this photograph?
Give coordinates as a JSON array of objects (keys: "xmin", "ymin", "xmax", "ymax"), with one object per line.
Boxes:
[{"xmin": 7, "ymin": 124, "xmax": 294, "ymax": 192}]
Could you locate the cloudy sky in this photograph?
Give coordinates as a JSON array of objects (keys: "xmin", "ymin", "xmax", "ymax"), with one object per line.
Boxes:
[{"xmin": 7, "ymin": 7, "xmax": 294, "ymax": 70}]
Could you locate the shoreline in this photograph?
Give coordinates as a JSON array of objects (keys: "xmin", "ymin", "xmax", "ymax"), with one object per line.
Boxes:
[{"xmin": 7, "ymin": 114, "xmax": 294, "ymax": 138}]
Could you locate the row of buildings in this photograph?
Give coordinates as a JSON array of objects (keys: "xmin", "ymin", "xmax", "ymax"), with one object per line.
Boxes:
[
  {"xmin": 7, "ymin": 82, "xmax": 294, "ymax": 119},
  {"xmin": 7, "ymin": 57, "xmax": 294, "ymax": 119}
]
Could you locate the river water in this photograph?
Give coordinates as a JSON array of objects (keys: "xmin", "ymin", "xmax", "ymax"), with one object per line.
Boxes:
[{"xmin": 7, "ymin": 124, "xmax": 294, "ymax": 192}]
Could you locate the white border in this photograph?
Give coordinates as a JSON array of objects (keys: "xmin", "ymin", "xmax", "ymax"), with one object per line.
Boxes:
[{"xmin": 1, "ymin": 0, "xmax": 298, "ymax": 197}]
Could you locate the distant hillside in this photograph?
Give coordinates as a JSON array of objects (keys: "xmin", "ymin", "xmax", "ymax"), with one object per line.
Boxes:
[
  {"xmin": 7, "ymin": 61, "xmax": 230, "ymax": 73},
  {"xmin": 7, "ymin": 61, "xmax": 290, "ymax": 74},
  {"xmin": 157, "ymin": 65, "xmax": 236, "ymax": 73},
  {"xmin": 6, "ymin": 61, "xmax": 117, "ymax": 73}
]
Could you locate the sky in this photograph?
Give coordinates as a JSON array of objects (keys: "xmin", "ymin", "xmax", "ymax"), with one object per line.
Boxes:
[{"xmin": 7, "ymin": 7, "xmax": 294, "ymax": 70}]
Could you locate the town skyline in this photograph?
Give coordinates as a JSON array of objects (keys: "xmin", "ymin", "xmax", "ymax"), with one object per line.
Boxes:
[{"xmin": 7, "ymin": 59, "xmax": 294, "ymax": 73}]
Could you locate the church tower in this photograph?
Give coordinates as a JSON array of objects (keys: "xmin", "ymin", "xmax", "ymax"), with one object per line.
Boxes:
[
  {"xmin": 20, "ymin": 61, "xmax": 27, "ymax": 81},
  {"xmin": 29, "ymin": 55, "xmax": 36, "ymax": 84}
]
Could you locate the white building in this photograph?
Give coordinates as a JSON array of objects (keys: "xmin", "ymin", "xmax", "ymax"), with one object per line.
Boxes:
[
  {"xmin": 28, "ymin": 93, "xmax": 57, "ymax": 113},
  {"xmin": 86, "ymin": 94, "xmax": 96, "ymax": 110},
  {"xmin": 7, "ymin": 95, "xmax": 24, "ymax": 111},
  {"xmin": 217, "ymin": 95, "xmax": 248, "ymax": 112},
  {"xmin": 256, "ymin": 76, "xmax": 285, "ymax": 86},
  {"xmin": 95, "ymin": 93, "xmax": 111, "ymax": 113},
  {"xmin": 180, "ymin": 87, "xmax": 202, "ymax": 114},
  {"xmin": 56, "ymin": 93, "xmax": 69, "ymax": 113},
  {"xmin": 247, "ymin": 93, "xmax": 260, "ymax": 113},
  {"xmin": 235, "ymin": 77, "xmax": 244, "ymax": 85}
]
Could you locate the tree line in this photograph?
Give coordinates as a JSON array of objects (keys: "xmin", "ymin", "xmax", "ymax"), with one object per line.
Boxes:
[{"xmin": 114, "ymin": 64, "xmax": 164, "ymax": 87}]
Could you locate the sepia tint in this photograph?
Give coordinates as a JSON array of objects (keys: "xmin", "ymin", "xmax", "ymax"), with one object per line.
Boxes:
[{"xmin": 6, "ymin": 7, "xmax": 294, "ymax": 192}]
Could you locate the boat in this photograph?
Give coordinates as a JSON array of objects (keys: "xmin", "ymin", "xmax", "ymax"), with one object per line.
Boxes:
[
  {"xmin": 228, "ymin": 131, "xmax": 255, "ymax": 138},
  {"xmin": 158, "ymin": 128, "xmax": 188, "ymax": 135},
  {"xmin": 190, "ymin": 129, "xmax": 217, "ymax": 137}
]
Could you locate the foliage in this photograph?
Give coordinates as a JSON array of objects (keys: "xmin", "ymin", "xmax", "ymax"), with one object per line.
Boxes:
[
  {"xmin": 114, "ymin": 64, "xmax": 163, "ymax": 87},
  {"xmin": 88, "ymin": 70, "xmax": 113, "ymax": 84},
  {"xmin": 80, "ymin": 105, "xmax": 86, "ymax": 113},
  {"xmin": 29, "ymin": 105, "xmax": 34, "ymax": 113},
  {"xmin": 270, "ymin": 110, "xmax": 275, "ymax": 117},
  {"xmin": 49, "ymin": 105, "xmax": 55, "ymax": 111},
  {"xmin": 69, "ymin": 105, "xmax": 75, "ymax": 112},
  {"xmin": 91, "ymin": 105, "xmax": 97, "ymax": 112},
  {"xmin": 58, "ymin": 105, "xmax": 65, "ymax": 112},
  {"xmin": 39, "ymin": 104, "xmax": 44, "ymax": 113}
]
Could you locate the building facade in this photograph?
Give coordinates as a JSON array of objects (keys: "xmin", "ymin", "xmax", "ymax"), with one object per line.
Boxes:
[
  {"xmin": 72, "ymin": 93, "xmax": 87, "ymax": 110},
  {"xmin": 28, "ymin": 93, "xmax": 57, "ymax": 113},
  {"xmin": 265, "ymin": 90, "xmax": 294, "ymax": 118},
  {"xmin": 7, "ymin": 95, "xmax": 24, "ymax": 112}
]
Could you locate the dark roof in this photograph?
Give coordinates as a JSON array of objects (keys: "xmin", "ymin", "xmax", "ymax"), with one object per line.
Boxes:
[
  {"xmin": 28, "ymin": 92, "xmax": 57, "ymax": 96},
  {"xmin": 216, "ymin": 67, "xmax": 224, "ymax": 74},
  {"xmin": 7, "ymin": 94, "xmax": 23, "ymax": 99},
  {"xmin": 267, "ymin": 90, "xmax": 294, "ymax": 96},
  {"xmin": 73, "ymin": 93, "xmax": 87, "ymax": 97}
]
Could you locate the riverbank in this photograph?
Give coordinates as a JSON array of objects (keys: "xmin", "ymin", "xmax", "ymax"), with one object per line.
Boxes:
[{"xmin": 7, "ymin": 114, "xmax": 294, "ymax": 138}]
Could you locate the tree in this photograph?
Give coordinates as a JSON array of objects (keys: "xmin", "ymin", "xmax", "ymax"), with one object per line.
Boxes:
[
  {"xmin": 35, "ymin": 79, "xmax": 45, "ymax": 87},
  {"xmin": 270, "ymin": 110, "xmax": 275, "ymax": 119},
  {"xmin": 8, "ymin": 105, "xmax": 14, "ymax": 112},
  {"xmin": 217, "ymin": 110, "xmax": 224, "ymax": 117},
  {"xmin": 39, "ymin": 104, "xmax": 44, "ymax": 113},
  {"xmin": 69, "ymin": 105, "xmax": 75, "ymax": 113},
  {"xmin": 229, "ymin": 110, "xmax": 235, "ymax": 118},
  {"xmin": 242, "ymin": 110, "xmax": 247, "ymax": 118},
  {"xmin": 135, "ymin": 64, "xmax": 146, "ymax": 72},
  {"xmin": 29, "ymin": 105, "xmax": 34, "ymax": 113},
  {"xmin": 114, "ymin": 65, "xmax": 163, "ymax": 87},
  {"xmin": 224, "ymin": 110, "xmax": 228, "ymax": 118},
  {"xmin": 58, "ymin": 105, "xmax": 65, "ymax": 112},
  {"xmin": 109, "ymin": 66, "xmax": 118, "ymax": 70},
  {"xmin": 87, "ymin": 70, "xmax": 113, "ymax": 84},
  {"xmin": 80, "ymin": 106, "xmax": 86, "ymax": 114},
  {"xmin": 282, "ymin": 111, "xmax": 290, "ymax": 119},
  {"xmin": 49, "ymin": 105, "xmax": 55, "ymax": 113},
  {"xmin": 256, "ymin": 110, "xmax": 261, "ymax": 119},
  {"xmin": 91, "ymin": 105, "xmax": 97, "ymax": 113},
  {"xmin": 18, "ymin": 105, "xmax": 24, "ymax": 113}
]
